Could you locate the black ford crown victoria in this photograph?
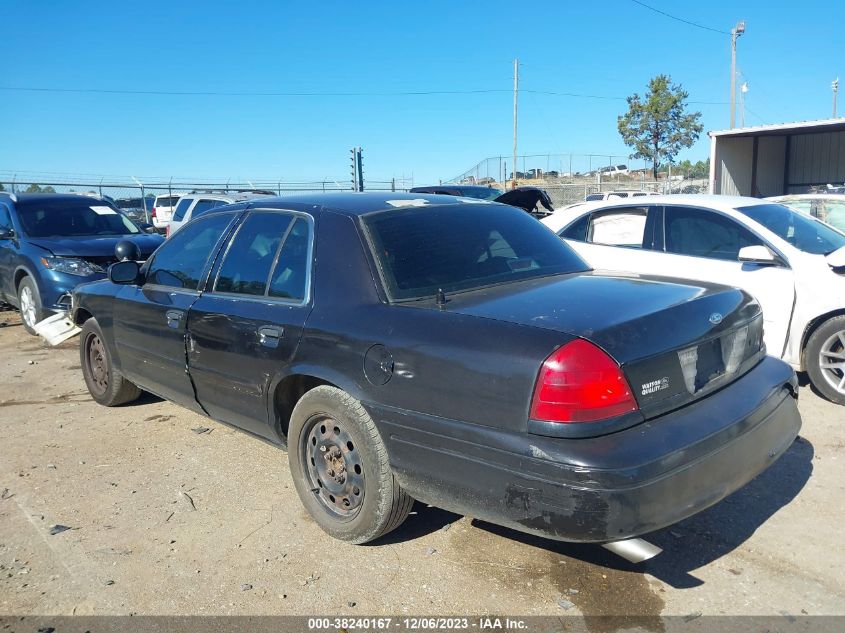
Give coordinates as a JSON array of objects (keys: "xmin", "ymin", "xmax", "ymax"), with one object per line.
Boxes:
[{"xmin": 71, "ymin": 193, "xmax": 801, "ymax": 546}]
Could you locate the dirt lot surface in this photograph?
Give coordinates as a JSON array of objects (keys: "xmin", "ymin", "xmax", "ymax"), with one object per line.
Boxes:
[{"xmin": 1, "ymin": 308, "xmax": 843, "ymax": 624}]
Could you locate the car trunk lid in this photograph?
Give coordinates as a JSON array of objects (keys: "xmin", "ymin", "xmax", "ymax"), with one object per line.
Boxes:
[{"xmin": 428, "ymin": 271, "xmax": 765, "ymax": 418}]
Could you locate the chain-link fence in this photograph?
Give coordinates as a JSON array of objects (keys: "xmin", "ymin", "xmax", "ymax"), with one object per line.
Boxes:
[
  {"xmin": 448, "ymin": 154, "xmax": 641, "ymax": 185},
  {"xmin": 0, "ymin": 176, "xmax": 413, "ymax": 223},
  {"xmin": 541, "ymin": 179, "xmax": 709, "ymax": 208}
]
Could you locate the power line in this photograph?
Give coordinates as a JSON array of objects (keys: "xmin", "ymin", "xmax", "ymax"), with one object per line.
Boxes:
[
  {"xmin": 0, "ymin": 85, "xmax": 511, "ymax": 97},
  {"xmin": 0, "ymin": 84, "xmax": 727, "ymax": 105},
  {"xmin": 629, "ymin": 0, "xmax": 729, "ymax": 35}
]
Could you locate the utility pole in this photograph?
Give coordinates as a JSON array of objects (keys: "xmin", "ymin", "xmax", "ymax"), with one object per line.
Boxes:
[
  {"xmin": 349, "ymin": 147, "xmax": 364, "ymax": 192},
  {"xmin": 512, "ymin": 58, "xmax": 518, "ymax": 190},
  {"xmin": 730, "ymin": 20, "xmax": 746, "ymax": 129},
  {"xmin": 833, "ymin": 78, "xmax": 839, "ymax": 118}
]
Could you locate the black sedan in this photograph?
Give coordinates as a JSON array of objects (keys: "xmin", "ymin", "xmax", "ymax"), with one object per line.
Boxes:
[{"xmin": 71, "ymin": 193, "xmax": 801, "ymax": 546}]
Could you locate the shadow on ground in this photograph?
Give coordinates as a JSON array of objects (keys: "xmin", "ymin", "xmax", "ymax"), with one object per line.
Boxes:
[{"xmin": 384, "ymin": 436, "xmax": 814, "ymax": 590}]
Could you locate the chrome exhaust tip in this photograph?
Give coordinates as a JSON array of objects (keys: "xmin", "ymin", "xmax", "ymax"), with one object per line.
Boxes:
[{"xmin": 601, "ymin": 538, "xmax": 662, "ymax": 563}]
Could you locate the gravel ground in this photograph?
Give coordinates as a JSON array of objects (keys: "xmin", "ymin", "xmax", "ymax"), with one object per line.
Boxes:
[{"xmin": 0, "ymin": 308, "xmax": 843, "ymax": 626}]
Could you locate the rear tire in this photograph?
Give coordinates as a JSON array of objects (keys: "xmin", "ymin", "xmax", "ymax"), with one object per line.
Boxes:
[
  {"xmin": 17, "ymin": 276, "xmax": 44, "ymax": 336},
  {"xmin": 806, "ymin": 315, "xmax": 845, "ymax": 405},
  {"xmin": 80, "ymin": 318, "xmax": 141, "ymax": 406},
  {"xmin": 288, "ymin": 386, "xmax": 413, "ymax": 543}
]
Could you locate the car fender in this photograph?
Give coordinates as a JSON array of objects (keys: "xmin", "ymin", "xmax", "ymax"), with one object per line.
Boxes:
[
  {"xmin": 786, "ymin": 253, "xmax": 845, "ymax": 368},
  {"xmin": 12, "ymin": 262, "xmax": 42, "ymax": 296}
]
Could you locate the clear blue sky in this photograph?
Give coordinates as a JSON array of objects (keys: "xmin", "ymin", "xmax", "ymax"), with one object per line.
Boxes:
[{"xmin": 1, "ymin": 0, "xmax": 842, "ymax": 184}]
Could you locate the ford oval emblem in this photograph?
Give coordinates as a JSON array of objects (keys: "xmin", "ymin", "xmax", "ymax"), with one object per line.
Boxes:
[{"xmin": 709, "ymin": 312, "xmax": 723, "ymax": 325}]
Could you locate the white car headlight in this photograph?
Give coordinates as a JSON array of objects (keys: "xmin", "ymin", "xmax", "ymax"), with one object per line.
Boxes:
[{"xmin": 40, "ymin": 256, "xmax": 104, "ymax": 277}]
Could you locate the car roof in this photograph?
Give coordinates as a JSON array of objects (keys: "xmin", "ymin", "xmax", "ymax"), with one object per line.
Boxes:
[
  {"xmin": 767, "ymin": 193, "xmax": 845, "ymax": 200},
  {"xmin": 410, "ymin": 184, "xmax": 500, "ymax": 192},
  {"xmin": 572, "ymin": 194, "xmax": 767, "ymax": 211},
  {"xmin": 8, "ymin": 193, "xmax": 114, "ymax": 204},
  {"xmin": 180, "ymin": 192, "xmax": 271, "ymax": 202},
  {"xmin": 222, "ymin": 191, "xmax": 504, "ymax": 217}
]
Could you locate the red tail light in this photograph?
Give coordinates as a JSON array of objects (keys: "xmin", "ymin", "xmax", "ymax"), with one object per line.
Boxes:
[
  {"xmin": 530, "ymin": 339, "xmax": 637, "ymax": 423},
  {"xmin": 151, "ymin": 207, "xmax": 158, "ymax": 218},
  {"xmin": 165, "ymin": 224, "xmax": 170, "ymax": 238}
]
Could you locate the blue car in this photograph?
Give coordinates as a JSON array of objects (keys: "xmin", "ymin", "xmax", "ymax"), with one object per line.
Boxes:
[{"xmin": 0, "ymin": 192, "xmax": 164, "ymax": 334}]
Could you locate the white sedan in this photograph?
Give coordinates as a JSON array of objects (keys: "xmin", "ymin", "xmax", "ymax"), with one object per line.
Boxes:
[{"xmin": 541, "ymin": 194, "xmax": 845, "ymax": 404}]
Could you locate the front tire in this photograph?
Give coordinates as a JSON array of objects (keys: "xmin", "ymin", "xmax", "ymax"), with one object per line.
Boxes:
[
  {"xmin": 806, "ymin": 315, "xmax": 845, "ymax": 405},
  {"xmin": 17, "ymin": 276, "xmax": 44, "ymax": 335},
  {"xmin": 288, "ymin": 386, "xmax": 413, "ymax": 543},
  {"xmin": 80, "ymin": 318, "xmax": 141, "ymax": 406}
]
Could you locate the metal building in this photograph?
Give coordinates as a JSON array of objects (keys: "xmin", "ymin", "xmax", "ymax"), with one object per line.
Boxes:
[{"xmin": 709, "ymin": 118, "xmax": 845, "ymax": 197}]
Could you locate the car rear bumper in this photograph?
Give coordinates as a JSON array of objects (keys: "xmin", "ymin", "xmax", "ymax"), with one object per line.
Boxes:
[{"xmin": 371, "ymin": 355, "xmax": 801, "ymax": 543}]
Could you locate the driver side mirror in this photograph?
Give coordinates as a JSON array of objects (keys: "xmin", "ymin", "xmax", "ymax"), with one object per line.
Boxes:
[
  {"xmin": 108, "ymin": 260, "xmax": 142, "ymax": 285},
  {"xmin": 0, "ymin": 227, "xmax": 14, "ymax": 239},
  {"xmin": 738, "ymin": 245, "xmax": 779, "ymax": 266},
  {"xmin": 139, "ymin": 222, "xmax": 158, "ymax": 234}
]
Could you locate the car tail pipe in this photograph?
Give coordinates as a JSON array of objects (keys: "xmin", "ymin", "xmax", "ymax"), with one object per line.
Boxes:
[{"xmin": 601, "ymin": 537, "xmax": 662, "ymax": 563}]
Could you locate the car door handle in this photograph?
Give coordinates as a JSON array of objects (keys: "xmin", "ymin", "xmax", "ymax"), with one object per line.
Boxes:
[
  {"xmin": 165, "ymin": 310, "xmax": 184, "ymax": 329},
  {"xmin": 257, "ymin": 326, "xmax": 284, "ymax": 348}
]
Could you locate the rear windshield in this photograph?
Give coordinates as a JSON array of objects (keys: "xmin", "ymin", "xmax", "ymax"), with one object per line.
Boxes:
[
  {"xmin": 155, "ymin": 196, "xmax": 180, "ymax": 207},
  {"xmin": 16, "ymin": 198, "xmax": 141, "ymax": 238},
  {"xmin": 364, "ymin": 203, "xmax": 589, "ymax": 301},
  {"xmin": 736, "ymin": 203, "xmax": 845, "ymax": 255}
]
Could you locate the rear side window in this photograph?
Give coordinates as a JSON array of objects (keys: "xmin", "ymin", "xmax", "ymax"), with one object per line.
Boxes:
[
  {"xmin": 215, "ymin": 212, "xmax": 294, "ymax": 296},
  {"xmin": 364, "ymin": 203, "xmax": 588, "ymax": 301},
  {"xmin": 588, "ymin": 208, "xmax": 648, "ymax": 247},
  {"xmin": 146, "ymin": 213, "xmax": 234, "ymax": 290},
  {"xmin": 665, "ymin": 206, "xmax": 762, "ymax": 261},
  {"xmin": 191, "ymin": 199, "xmax": 223, "ymax": 218},
  {"xmin": 171, "ymin": 198, "xmax": 193, "ymax": 222},
  {"xmin": 268, "ymin": 217, "xmax": 310, "ymax": 300}
]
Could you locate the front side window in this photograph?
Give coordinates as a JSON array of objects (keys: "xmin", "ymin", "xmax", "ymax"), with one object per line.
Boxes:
[
  {"xmin": 145, "ymin": 213, "xmax": 234, "ymax": 290},
  {"xmin": 560, "ymin": 214, "xmax": 590, "ymax": 241},
  {"xmin": 817, "ymin": 200, "xmax": 845, "ymax": 231},
  {"xmin": 0, "ymin": 203, "xmax": 12, "ymax": 231},
  {"xmin": 588, "ymin": 208, "xmax": 648, "ymax": 247},
  {"xmin": 215, "ymin": 212, "xmax": 293, "ymax": 296},
  {"xmin": 665, "ymin": 206, "xmax": 763, "ymax": 261},
  {"xmin": 364, "ymin": 203, "xmax": 588, "ymax": 301},
  {"xmin": 736, "ymin": 203, "xmax": 845, "ymax": 255},
  {"xmin": 171, "ymin": 197, "xmax": 194, "ymax": 222},
  {"xmin": 778, "ymin": 198, "xmax": 813, "ymax": 215},
  {"xmin": 15, "ymin": 198, "xmax": 140, "ymax": 237}
]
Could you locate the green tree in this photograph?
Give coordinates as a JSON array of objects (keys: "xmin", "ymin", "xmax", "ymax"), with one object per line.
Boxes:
[
  {"xmin": 618, "ymin": 75, "xmax": 703, "ymax": 179},
  {"xmin": 24, "ymin": 184, "xmax": 56, "ymax": 193}
]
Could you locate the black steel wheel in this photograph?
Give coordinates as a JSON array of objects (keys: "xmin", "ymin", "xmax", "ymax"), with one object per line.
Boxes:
[
  {"xmin": 84, "ymin": 330, "xmax": 109, "ymax": 397},
  {"xmin": 79, "ymin": 318, "xmax": 142, "ymax": 407},
  {"xmin": 300, "ymin": 415, "xmax": 365, "ymax": 519},
  {"xmin": 288, "ymin": 385, "xmax": 413, "ymax": 543}
]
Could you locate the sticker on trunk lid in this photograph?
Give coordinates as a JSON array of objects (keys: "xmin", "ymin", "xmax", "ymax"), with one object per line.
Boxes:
[{"xmin": 641, "ymin": 377, "xmax": 670, "ymax": 396}]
